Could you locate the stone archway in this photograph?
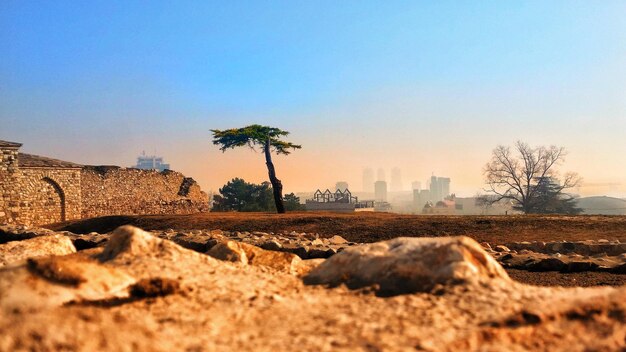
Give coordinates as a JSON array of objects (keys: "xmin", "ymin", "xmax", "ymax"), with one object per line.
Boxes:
[{"xmin": 37, "ymin": 177, "xmax": 66, "ymax": 223}]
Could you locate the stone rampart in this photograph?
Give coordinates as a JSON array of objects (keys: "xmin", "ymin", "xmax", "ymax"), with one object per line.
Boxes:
[
  {"xmin": 0, "ymin": 144, "xmax": 20, "ymax": 224},
  {"xmin": 18, "ymin": 167, "xmax": 82, "ymax": 225},
  {"xmin": 0, "ymin": 140, "xmax": 209, "ymax": 226},
  {"xmin": 81, "ymin": 166, "xmax": 208, "ymax": 218}
]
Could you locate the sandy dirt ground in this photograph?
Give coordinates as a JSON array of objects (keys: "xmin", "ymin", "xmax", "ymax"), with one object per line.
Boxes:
[
  {"xmin": 1, "ymin": 226, "xmax": 625, "ymax": 351},
  {"xmin": 50, "ymin": 213, "xmax": 626, "ymax": 287}
]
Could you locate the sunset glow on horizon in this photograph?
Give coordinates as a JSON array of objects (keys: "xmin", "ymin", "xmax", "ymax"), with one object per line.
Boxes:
[{"xmin": 2, "ymin": 1, "xmax": 625, "ymax": 198}]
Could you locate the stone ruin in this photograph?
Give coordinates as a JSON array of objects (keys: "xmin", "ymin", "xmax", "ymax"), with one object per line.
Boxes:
[{"xmin": 0, "ymin": 140, "xmax": 209, "ymax": 226}]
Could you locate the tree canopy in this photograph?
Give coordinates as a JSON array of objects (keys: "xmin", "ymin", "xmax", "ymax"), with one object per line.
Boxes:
[
  {"xmin": 211, "ymin": 124, "xmax": 301, "ymax": 213},
  {"xmin": 283, "ymin": 193, "xmax": 304, "ymax": 211},
  {"xmin": 211, "ymin": 178, "xmax": 276, "ymax": 212},
  {"xmin": 211, "ymin": 178, "xmax": 304, "ymax": 212},
  {"xmin": 521, "ymin": 177, "xmax": 582, "ymax": 214},
  {"xmin": 211, "ymin": 125, "xmax": 301, "ymax": 155}
]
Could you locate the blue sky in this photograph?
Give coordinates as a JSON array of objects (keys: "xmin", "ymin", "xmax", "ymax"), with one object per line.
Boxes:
[{"xmin": 1, "ymin": 1, "xmax": 625, "ymax": 196}]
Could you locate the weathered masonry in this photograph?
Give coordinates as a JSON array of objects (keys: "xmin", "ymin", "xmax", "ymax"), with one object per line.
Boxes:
[{"xmin": 0, "ymin": 140, "xmax": 209, "ymax": 226}]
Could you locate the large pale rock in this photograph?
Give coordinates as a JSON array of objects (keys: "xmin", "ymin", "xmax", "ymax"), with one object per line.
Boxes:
[
  {"xmin": 0, "ymin": 225, "xmax": 202, "ymax": 311},
  {"xmin": 99, "ymin": 225, "xmax": 207, "ymax": 263},
  {"xmin": 207, "ymin": 240, "xmax": 305, "ymax": 275},
  {"xmin": 207, "ymin": 240, "xmax": 249, "ymax": 264},
  {"xmin": 99, "ymin": 225, "xmax": 164, "ymax": 261},
  {"xmin": 245, "ymin": 244, "xmax": 305, "ymax": 276},
  {"xmin": 0, "ymin": 234, "xmax": 76, "ymax": 267},
  {"xmin": 304, "ymin": 236, "xmax": 510, "ymax": 295},
  {"xmin": 328, "ymin": 235, "xmax": 348, "ymax": 245}
]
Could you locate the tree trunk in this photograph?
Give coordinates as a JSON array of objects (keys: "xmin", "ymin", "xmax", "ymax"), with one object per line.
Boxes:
[{"xmin": 264, "ymin": 138, "xmax": 285, "ymax": 213}]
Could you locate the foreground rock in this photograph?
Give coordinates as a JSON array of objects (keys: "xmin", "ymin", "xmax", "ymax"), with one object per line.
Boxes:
[
  {"xmin": 0, "ymin": 234, "xmax": 76, "ymax": 267},
  {"xmin": 1, "ymin": 225, "xmax": 625, "ymax": 351},
  {"xmin": 304, "ymin": 236, "xmax": 510, "ymax": 295},
  {"xmin": 0, "ymin": 226, "xmax": 197, "ymax": 312},
  {"xmin": 1, "ymin": 223, "xmax": 624, "ymax": 277}
]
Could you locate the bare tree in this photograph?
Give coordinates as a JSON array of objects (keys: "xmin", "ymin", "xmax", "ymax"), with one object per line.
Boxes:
[{"xmin": 483, "ymin": 141, "xmax": 581, "ymax": 214}]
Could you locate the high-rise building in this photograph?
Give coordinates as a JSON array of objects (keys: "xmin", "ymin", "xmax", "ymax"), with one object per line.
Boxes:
[
  {"xmin": 362, "ymin": 168, "xmax": 374, "ymax": 192},
  {"xmin": 413, "ymin": 189, "xmax": 432, "ymax": 211},
  {"xmin": 377, "ymin": 168, "xmax": 386, "ymax": 182},
  {"xmin": 411, "ymin": 181, "xmax": 422, "ymax": 191},
  {"xmin": 440, "ymin": 177, "xmax": 451, "ymax": 200},
  {"xmin": 374, "ymin": 181, "xmax": 388, "ymax": 202},
  {"xmin": 135, "ymin": 152, "xmax": 170, "ymax": 172},
  {"xmin": 413, "ymin": 189, "xmax": 420, "ymax": 208},
  {"xmin": 430, "ymin": 176, "xmax": 440, "ymax": 202},
  {"xmin": 429, "ymin": 175, "xmax": 451, "ymax": 202},
  {"xmin": 390, "ymin": 167, "xmax": 403, "ymax": 192},
  {"xmin": 335, "ymin": 181, "xmax": 349, "ymax": 192}
]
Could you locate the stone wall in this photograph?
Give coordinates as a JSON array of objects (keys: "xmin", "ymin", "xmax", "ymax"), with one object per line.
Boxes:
[
  {"xmin": 18, "ymin": 168, "xmax": 82, "ymax": 225},
  {"xmin": 80, "ymin": 166, "xmax": 208, "ymax": 218},
  {"xmin": 1, "ymin": 141, "xmax": 210, "ymax": 226},
  {"xmin": 0, "ymin": 147, "xmax": 20, "ymax": 224}
]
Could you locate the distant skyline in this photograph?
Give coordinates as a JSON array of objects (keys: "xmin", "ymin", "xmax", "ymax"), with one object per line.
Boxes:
[{"xmin": 2, "ymin": 1, "xmax": 625, "ymax": 197}]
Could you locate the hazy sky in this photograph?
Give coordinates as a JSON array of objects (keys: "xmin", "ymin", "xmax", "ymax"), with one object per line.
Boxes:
[{"xmin": 2, "ymin": 1, "xmax": 625, "ymax": 197}]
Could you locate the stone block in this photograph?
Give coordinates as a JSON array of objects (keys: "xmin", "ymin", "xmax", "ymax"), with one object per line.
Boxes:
[{"xmin": 304, "ymin": 236, "xmax": 510, "ymax": 295}]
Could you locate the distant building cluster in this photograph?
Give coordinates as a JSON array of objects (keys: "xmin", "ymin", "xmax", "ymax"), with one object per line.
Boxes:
[
  {"xmin": 390, "ymin": 167, "xmax": 402, "ymax": 192},
  {"xmin": 362, "ymin": 169, "xmax": 375, "ymax": 193},
  {"xmin": 135, "ymin": 152, "xmax": 170, "ymax": 172},
  {"xmin": 362, "ymin": 167, "xmax": 406, "ymax": 194},
  {"xmin": 312, "ymin": 168, "xmax": 521, "ymax": 215},
  {"xmin": 362, "ymin": 168, "xmax": 453, "ymax": 211},
  {"xmin": 429, "ymin": 176, "xmax": 450, "ymax": 202},
  {"xmin": 305, "ymin": 188, "xmax": 374, "ymax": 212},
  {"xmin": 374, "ymin": 180, "xmax": 387, "ymax": 202},
  {"xmin": 412, "ymin": 175, "xmax": 451, "ymax": 211},
  {"xmin": 325, "ymin": 166, "xmax": 616, "ymax": 216}
]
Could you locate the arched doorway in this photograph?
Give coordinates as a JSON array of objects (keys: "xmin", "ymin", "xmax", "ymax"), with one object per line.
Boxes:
[{"xmin": 36, "ymin": 177, "xmax": 66, "ymax": 223}]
